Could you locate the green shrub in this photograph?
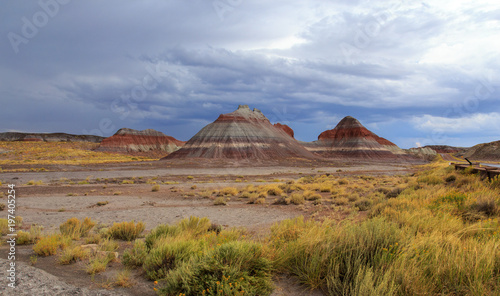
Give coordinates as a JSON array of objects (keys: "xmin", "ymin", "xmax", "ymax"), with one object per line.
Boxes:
[
  {"xmin": 123, "ymin": 239, "xmax": 148, "ymax": 267},
  {"xmin": 157, "ymin": 241, "xmax": 274, "ymax": 296},
  {"xmin": 143, "ymin": 239, "xmax": 205, "ymax": 280},
  {"xmin": 355, "ymin": 198, "xmax": 373, "ymax": 211},
  {"xmin": 107, "ymin": 221, "xmax": 145, "ymax": 241}
]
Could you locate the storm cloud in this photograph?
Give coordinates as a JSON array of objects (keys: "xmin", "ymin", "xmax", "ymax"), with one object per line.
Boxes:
[{"xmin": 1, "ymin": 0, "xmax": 499, "ymax": 147}]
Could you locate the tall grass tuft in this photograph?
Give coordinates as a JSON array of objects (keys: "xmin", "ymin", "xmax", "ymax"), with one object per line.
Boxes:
[
  {"xmin": 107, "ymin": 221, "xmax": 145, "ymax": 241},
  {"xmin": 59, "ymin": 217, "xmax": 96, "ymax": 240}
]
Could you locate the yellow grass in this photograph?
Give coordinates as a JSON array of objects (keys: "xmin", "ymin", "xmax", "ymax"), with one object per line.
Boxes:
[{"xmin": 0, "ymin": 141, "xmax": 155, "ymax": 166}]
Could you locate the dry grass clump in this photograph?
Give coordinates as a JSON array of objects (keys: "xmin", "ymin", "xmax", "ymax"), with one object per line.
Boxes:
[
  {"xmin": 333, "ymin": 197, "xmax": 349, "ymax": 206},
  {"xmin": 58, "ymin": 245, "xmax": 89, "ymax": 265},
  {"xmin": 289, "ymin": 193, "xmax": 305, "ymax": 205},
  {"xmin": 59, "ymin": 217, "xmax": 96, "ymax": 240},
  {"xmin": 33, "ymin": 234, "xmax": 71, "ymax": 256},
  {"xmin": 218, "ymin": 187, "xmax": 239, "ymax": 196},
  {"xmin": 107, "ymin": 221, "xmax": 145, "ymax": 241},
  {"xmin": 266, "ymin": 184, "xmax": 284, "ymax": 196},
  {"xmin": 151, "ymin": 184, "xmax": 160, "ymax": 192},
  {"xmin": 114, "ymin": 269, "xmax": 135, "ymax": 287},
  {"xmin": 303, "ymin": 190, "xmax": 321, "ymax": 201},
  {"xmin": 213, "ymin": 197, "xmax": 227, "ymax": 206},
  {"xmin": 16, "ymin": 226, "xmax": 43, "ymax": 245}
]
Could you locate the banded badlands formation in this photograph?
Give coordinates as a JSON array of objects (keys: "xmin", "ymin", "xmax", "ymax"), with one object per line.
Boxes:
[
  {"xmin": 96, "ymin": 128, "xmax": 184, "ymax": 157},
  {"xmin": 304, "ymin": 116, "xmax": 405, "ymax": 159},
  {"xmin": 164, "ymin": 105, "xmax": 316, "ymax": 160}
]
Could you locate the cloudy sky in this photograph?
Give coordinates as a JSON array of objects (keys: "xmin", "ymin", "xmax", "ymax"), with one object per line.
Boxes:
[{"xmin": 1, "ymin": 0, "xmax": 499, "ymax": 148}]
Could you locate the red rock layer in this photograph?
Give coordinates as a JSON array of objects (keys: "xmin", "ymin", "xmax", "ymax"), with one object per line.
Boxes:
[
  {"xmin": 164, "ymin": 105, "xmax": 315, "ymax": 160},
  {"xmin": 274, "ymin": 123, "xmax": 294, "ymax": 138},
  {"xmin": 96, "ymin": 128, "xmax": 184, "ymax": 157},
  {"xmin": 309, "ymin": 116, "xmax": 403, "ymax": 159}
]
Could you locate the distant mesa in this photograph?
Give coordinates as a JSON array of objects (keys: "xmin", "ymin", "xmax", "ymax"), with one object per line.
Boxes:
[
  {"xmin": 274, "ymin": 123, "xmax": 294, "ymax": 138},
  {"xmin": 96, "ymin": 128, "xmax": 185, "ymax": 157},
  {"xmin": 0, "ymin": 132, "xmax": 103, "ymax": 143},
  {"xmin": 305, "ymin": 116, "xmax": 405, "ymax": 159},
  {"xmin": 164, "ymin": 105, "xmax": 316, "ymax": 160},
  {"xmin": 463, "ymin": 140, "xmax": 500, "ymax": 162}
]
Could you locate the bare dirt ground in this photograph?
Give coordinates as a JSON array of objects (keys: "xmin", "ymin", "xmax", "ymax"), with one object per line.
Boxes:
[{"xmin": 0, "ymin": 160, "xmax": 418, "ymax": 296}]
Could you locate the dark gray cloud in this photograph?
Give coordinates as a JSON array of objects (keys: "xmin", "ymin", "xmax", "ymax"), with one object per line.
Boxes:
[{"xmin": 1, "ymin": 0, "xmax": 499, "ymax": 148}]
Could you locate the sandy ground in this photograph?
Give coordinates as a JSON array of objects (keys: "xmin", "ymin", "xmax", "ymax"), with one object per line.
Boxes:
[{"xmin": 0, "ymin": 161, "xmax": 417, "ymax": 296}]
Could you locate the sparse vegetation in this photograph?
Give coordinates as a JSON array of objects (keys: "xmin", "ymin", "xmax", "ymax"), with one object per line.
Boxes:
[
  {"xmin": 151, "ymin": 184, "xmax": 160, "ymax": 192},
  {"xmin": 59, "ymin": 217, "xmax": 96, "ymax": 240},
  {"xmin": 107, "ymin": 221, "xmax": 145, "ymax": 241},
  {"xmin": 214, "ymin": 197, "xmax": 227, "ymax": 206}
]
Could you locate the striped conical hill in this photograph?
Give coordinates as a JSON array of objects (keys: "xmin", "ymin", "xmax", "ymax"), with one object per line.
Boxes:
[
  {"xmin": 164, "ymin": 105, "xmax": 316, "ymax": 160},
  {"xmin": 306, "ymin": 116, "xmax": 404, "ymax": 159}
]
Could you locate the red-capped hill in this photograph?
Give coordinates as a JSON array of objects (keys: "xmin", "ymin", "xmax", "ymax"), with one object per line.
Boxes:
[
  {"xmin": 307, "ymin": 116, "xmax": 404, "ymax": 158},
  {"xmin": 274, "ymin": 123, "xmax": 294, "ymax": 138},
  {"xmin": 164, "ymin": 105, "xmax": 315, "ymax": 160},
  {"xmin": 96, "ymin": 128, "xmax": 184, "ymax": 157}
]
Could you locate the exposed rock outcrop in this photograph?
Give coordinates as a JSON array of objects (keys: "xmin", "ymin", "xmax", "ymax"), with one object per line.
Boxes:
[
  {"xmin": 0, "ymin": 132, "xmax": 103, "ymax": 143},
  {"xmin": 273, "ymin": 123, "xmax": 294, "ymax": 138},
  {"xmin": 305, "ymin": 116, "xmax": 404, "ymax": 159},
  {"xmin": 96, "ymin": 128, "xmax": 184, "ymax": 157},
  {"xmin": 163, "ymin": 105, "xmax": 316, "ymax": 160}
]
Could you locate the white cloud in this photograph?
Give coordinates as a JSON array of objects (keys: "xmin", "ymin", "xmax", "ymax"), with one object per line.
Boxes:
[{"xmin": 411, "ymin": 113, "xmax": 500, "ymax": 134}]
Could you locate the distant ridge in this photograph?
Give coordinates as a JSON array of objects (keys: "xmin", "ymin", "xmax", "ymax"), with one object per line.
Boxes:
[
  {"xmin": 0, "ymin": 132, "xmax": 103, "ymax": 143},
  {"xmin": 164, "ymin": 105, "xmax": 316, "ymax": 160}
]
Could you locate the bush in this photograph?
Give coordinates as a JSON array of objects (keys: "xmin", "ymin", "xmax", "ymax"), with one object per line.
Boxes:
[
  {"xmin": 151, "ymin": 184, "xmax": 160, "ymax": 192},
  {"xmin": 33, "ymin": 234, "xmax": 64, "ymax": 256},
  {"xmin": 219, "ymin": 187, "xmax": 238, "ymax": 196},
  {"xmin": 0, "ymin": 203, "xmax": 5, "ymax": 211},
  {"xmin": 214, "ymin": 197, "xmax": 227, "ymax": 206},
  {"xmin": 107, "ymin": 221, "xmax": 145, "ymax": 241},
  {"xmin": 123, "ymin": 240, "xmax": 148, "ymax": 267},
  {"xmin": 355, "ymin": 198, "xmax": 373, "ymax": 211},
  {"xmin": 304, "ymin": 190, "xmax": 322, "ymax": 201},
  {"xmin": 115, "ymin": 269, "xmax": 134, "ymax": 287},
  {"xmin": 58, "ymin": 245, "xmax": 89, "ymax": 264},
  {"xmin": 143, "ymin": 239, "xmax": 205, "ymax": 280},
  {"xmin": 86, "ymin": 253, "xmax": 113, "ymax": 274},
  {"xmin": 289, "ymin": 193, "xmax": 305, "ymax": 205},
  {"xmin": 386, "ymin": 187, "xmax": 404, "ymax": 198},
  {"xmin": 157, "ymin": 241, "xmax": 274, "ymax": 296},
  {"xmin": 333, "ymin": 197, "xmax": 349, "ymax": 205},
  {"xmin": 59, "ymin": 217, "xmax": 96, "ymax": 240},
  {"xmin": 17, "ymin": 226, "xmax": 42, "ymax": 245},
  {"xmin": 266, "ymin": 185, "xmax": 283, "ymax": 196}
]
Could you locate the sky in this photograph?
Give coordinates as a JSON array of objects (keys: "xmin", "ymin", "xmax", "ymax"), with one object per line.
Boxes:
[{"xmin": 1, "ymin": 0, "xmax": 499, "ymax": 148}]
